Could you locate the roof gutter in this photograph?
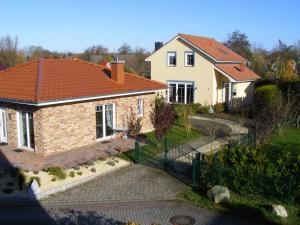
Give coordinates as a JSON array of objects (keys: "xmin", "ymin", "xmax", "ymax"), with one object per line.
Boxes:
[{"xmin": 0, "ymin": 88, "xmax": 167, "ymax": 107}]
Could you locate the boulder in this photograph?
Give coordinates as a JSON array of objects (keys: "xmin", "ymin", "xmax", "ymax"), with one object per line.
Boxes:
[
  {"xmin": 207, "ymin": 185, "xmax": 230, "ymax": 203},
  {"xmin": 272, "ymin": 205, "xmax": 288, "ymax": 217}
]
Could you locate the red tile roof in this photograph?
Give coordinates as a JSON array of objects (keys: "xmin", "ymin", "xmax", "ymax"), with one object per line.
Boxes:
[
  {"xmin": 0, "ymin": 59, "xmax": 167, "ymax": 104},
  {"xmin": 215, "ymin": 63, "xmax": 261, "ymax": 81},
  {"xmin": 178, "ymin": 33, "xmax": 246, "ymax": 62}
]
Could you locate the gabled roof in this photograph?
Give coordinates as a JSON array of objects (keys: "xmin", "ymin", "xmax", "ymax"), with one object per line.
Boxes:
[
  {"xmin": 215, "ymin": 63, "xmax": 260, "ymax": 81},
  {"xmin": 0, "ymin": 59, "xmax": 166, "ymax": 105},
  {"xmin": 178, "ymin": 33, "xmax": 246, "ymax": 62}
]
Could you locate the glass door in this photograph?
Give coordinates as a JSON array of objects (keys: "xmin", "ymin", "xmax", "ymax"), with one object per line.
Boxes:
[
  {"xmin": 0, "ymin": 108, "xmax": 7, "ymax": 143},
  {"xmin": 96, "ymin": 104, "xmax": 115, "ymax": 140},
  {"xmin": 18, "ymin": 111, "xmax": 35, "ymax": 149}
]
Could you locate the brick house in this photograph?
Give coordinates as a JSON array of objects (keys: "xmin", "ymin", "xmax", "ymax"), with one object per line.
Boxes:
[{"xmin": 0, "ymin": 59, "xmax": 166, "ymax": 155}]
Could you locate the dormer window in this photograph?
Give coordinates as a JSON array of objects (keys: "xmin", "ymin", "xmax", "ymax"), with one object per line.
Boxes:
[
  {"xmin": 167, "ymin": 52, "xmax": 176, "ymax": 66},
  {"xmin": 185, "ymin": 52, "xmax": 195, "ymax": 67}
]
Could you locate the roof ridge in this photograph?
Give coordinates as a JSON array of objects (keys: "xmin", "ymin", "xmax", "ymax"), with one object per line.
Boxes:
[
  {"xmin": 0, "ymin": 60, "xmax": 38, "ymax": 75},
  {"xmin": 178, "ymin": 33, "xmax": 215, "ymax": 40},
  {"xmin": 35, "ymin": 58, "xmax": 44, "ymax": 102}
]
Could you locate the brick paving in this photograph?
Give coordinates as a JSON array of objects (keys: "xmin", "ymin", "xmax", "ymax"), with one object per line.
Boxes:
[
  {"xmin": 41, "ymin": 165, "xmax": 187, "ymax": 205},
  {"xmin": 0, "ymin": 137, "xmax": 138, "ymax": 171},
  {"xmin": 0, "ymin": 201, "xmax": 260, "ymax": 225}
]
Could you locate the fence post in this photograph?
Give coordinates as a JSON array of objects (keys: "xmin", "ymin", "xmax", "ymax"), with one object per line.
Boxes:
[
  {"xmin": 164, "ymin": 138, "xmax": 168, "ymax": 170},
  {"xmin": 288, "ymin": 176, "xmax": 293, "ymax": 202},
  {"xmin": 192, "ymin": 158, "xmax": 197, "ymax": 187},
  {"xmin": 134, "ymin": 141, "xmax": 140, "ymax": 164},
  {"xmin": 196, "ymin": 152, "xmax": 201, "ymax": 183}
]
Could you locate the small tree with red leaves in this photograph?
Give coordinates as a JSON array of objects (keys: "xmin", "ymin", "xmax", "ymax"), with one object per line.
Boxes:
[{"xmin": 150, "ymin": 96, "xmax": 175, "ymax": 148}]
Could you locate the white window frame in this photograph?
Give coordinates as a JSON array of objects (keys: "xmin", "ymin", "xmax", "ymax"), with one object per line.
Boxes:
[
  {"xmin": 184, "ymin": 51, "xmax": 195, "ymax": 67},
  {"xmin": 137, "ymin": 99, "xmax": 144, "ymax": 117},
  {"xmin": 16, "ymin": 111, "xmax": 35, "ymax": 151},
  {"xmin": 96, "ymin": 103, "xmax": 116, "ymax": 141},
  {"xmin": 167, "ymin": 52, "xmax": 176, "ymax": 67},
  {"xmin": 0, "ymin": 108, "xmax": 7, "ymax": 143},
  {"xmin": 167, "ymin": 81, "xmax": 194, "ymax": 104}
]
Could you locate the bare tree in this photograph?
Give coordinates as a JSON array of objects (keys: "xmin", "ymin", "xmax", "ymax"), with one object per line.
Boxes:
[
  {"xmin": 118, "ymin": 43, "xmax": 132, "ymax": 55},
  {"xmin": 0, "ymin": 35, "xmax": 22, "ymax": 67}
]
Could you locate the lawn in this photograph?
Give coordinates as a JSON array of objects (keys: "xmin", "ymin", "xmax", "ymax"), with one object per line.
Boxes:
[
  {"xmin": 265, "ymin": 127, "xmax": 300, "ymax": 160},
  {"xmin": 116, "ymin": 122, "xmax": 201, "ymax": 162},
  {"xmin": 178, "ymin": 188, "xmax": 300, "ymax": 225}
]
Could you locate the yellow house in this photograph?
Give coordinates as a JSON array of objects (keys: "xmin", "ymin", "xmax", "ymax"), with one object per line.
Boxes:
[{"xmin": 146, "ymin": 33, "xmax": 260, "ymax": 108}]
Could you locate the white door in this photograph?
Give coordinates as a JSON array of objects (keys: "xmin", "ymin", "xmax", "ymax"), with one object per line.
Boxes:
[{"xmin": 0, "ymin": 108, "xmax": 7, "ymax": 143}]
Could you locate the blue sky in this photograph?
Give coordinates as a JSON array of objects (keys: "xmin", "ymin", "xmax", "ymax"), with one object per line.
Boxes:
[{"xmin": 1, "ymin": 0, "xmax": 299, "ymax": 52}]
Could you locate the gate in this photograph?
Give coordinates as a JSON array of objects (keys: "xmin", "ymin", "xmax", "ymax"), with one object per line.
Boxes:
[{"xmin": 134, "ymin": 138, "xmax": 201, "ymax": 186}]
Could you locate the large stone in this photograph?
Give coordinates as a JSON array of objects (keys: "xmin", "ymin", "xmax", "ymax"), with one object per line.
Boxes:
[
  {"xmin": 272, "ymin": 205, "xmax": 288, "ymax": 217},
  {"xmin": 207, "ymin": 185, "xmax": 230, "ymax": 203}
]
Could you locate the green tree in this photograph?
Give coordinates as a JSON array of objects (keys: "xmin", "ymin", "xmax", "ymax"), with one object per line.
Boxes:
[{"xmin": 224, "ymin": 30, "xmax": 252, "ymax": 60}]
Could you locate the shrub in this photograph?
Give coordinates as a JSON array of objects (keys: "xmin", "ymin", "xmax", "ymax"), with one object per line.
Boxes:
[
  {"xmin": 29, "ymin": 176, "xmax": 41, "ymax": 187},
  {"xmin": 73, "ymin": 166, "xmax": 80, "ymax": 171},
  {"xmin": 90, "ymin": 168, "xmax": 96, "ymax": 173},
  {"xmin": 51, "ymin": 177, "xmax": 56, "ymax": 182},
  {"xmin": 150, "ymin": 96, "xmax": 176, "ymax": 148},
  {"xmin": 213, "ymin": 103, "xmax": 225, "ymax": 113},
  {"xmin": 69, "ymin": 171, "xmax": 75, "ymax": 178},
  {"xmin": 127, "ymin": 108, "xmax": 142, "ymax": 138},
  {"xmin": 198, "ymin": 105, "xmax": 210, "ymax": 114},
  {"xmin": 77, "ymin": 171, "xmax": 83, "ymax": 176},
  {"xmin": 98, "ymin": 157, "xmax": 105, "ymax": 161},
  {"xmin": 44, "ymin": 167, "xmax": 66, "ymax": 180},
  {"xmin": 107, "ymin": 161, "xmax": 115, "ymax": 166},
  {"xmin": 176, "ymin": 104, "xmax": 194, "ymax": 138},
  {"xmin": 33, "ymin": 171, "xmax": 39, "ymax": 175},
  {"xmin": 3, "ymin": 188, "xmax": 13, "ymax": 194},
  {"xmin": 255, "ymin": 84, "xmax": 280, "ymax": 112}
]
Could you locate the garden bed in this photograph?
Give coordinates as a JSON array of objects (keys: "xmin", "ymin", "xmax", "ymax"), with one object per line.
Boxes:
[{"xmin": 0, "ymin": 157, "xmax": 130, "ymax": 200}]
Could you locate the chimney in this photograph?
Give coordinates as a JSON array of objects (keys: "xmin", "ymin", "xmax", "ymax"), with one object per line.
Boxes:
[
  {"xmin": 110, "ymin": 60, "xmax": 125, "ymax": 83},
  {"xmin": 240, "ymin": 63, "xmax": 246, "ymax": 72},
  {"xmin": 155, "ymin": 42, "xmax": 163, "ymax": 51}
]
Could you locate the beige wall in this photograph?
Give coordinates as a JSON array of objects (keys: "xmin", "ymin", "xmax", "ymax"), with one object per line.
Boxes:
[
  {"xmin": 147, "ymin": 38, "xmax": 217, "ymax": 106},
  {"xmin": 0, "ymin": 93, "xmax": 155, "ymax": 155},
  {"xmin": 232, "ymin": 82, "xmax": 255, "ymax": 107},
  {"xmin": 147, "ymin": 37, "xmax": 256, "ymax": 107}
]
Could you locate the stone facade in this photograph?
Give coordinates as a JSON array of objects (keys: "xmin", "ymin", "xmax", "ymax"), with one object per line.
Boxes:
[{"xmin": 0, "ymin": 93, "xmax": 155, "ymax": 155}]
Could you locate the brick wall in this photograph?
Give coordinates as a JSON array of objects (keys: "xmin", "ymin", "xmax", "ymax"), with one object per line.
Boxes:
[{"xmin": 1, "ymin": 93, "xmax": 155, "ymax": 155}]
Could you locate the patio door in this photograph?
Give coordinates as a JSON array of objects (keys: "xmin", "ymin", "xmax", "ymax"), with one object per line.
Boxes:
[
  {"xmin": 96, "ymin": 104, "xmax": 115, "ymax": 140},
  {"xmin": 18, "ymin": 111, "xmax": 35, "ymax": 149},
  {"xmin": 0, "ymin": 108, "xmax": 7, "ymax": 143}
]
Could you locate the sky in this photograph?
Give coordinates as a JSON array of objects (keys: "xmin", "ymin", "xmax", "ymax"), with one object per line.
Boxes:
[{"xmin": 0, "ymin": 0, "xmax": 299, "ymax": 53}]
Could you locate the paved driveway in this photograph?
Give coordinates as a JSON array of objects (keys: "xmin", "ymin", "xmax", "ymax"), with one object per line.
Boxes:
[{"xmin": 42, "ymin": 165, "xmax": 187, "ymax": 205}]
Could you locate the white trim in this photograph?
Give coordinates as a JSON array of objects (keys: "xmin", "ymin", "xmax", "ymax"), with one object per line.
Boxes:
[
  {"xmin": 16, "ymin": 111, "xmax": 35, "ymax": 151},
  {"xmin": 0, "ymin": 108, "xmax": 7, "ymax": 143},
  {"xmin": 137, "ymin": 99, "xmax": 144, "ymax": 117},
  {"xmin": 184, "ymin": 51, "xmax": 195, "ymax": 67},
  {"xmin": 0, "ymin": 89, "xmax": 167, "ymax": 107},
  {"xmin": 96, "ymin": 103, "xmax": 116, "ymax": 141},
  {"xmin": 167, "ymin": 52, "xmax": 176, "ymax": 67}
]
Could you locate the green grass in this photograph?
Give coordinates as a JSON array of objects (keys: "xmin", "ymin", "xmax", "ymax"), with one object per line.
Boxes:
[
  {"xmin": 264, "ymin": 127, "xmax": 300, "ymax": 162},
  {"xmin": 116, "ymin": 122, "xmax": 201, "ymax": 162},
  {"xmin": 178, "ymin": 188, "xmax": 300, "ymax": 225},
  {"xmin": 44, "ymin": 166, "xmax": 66, "ymax": 180}
]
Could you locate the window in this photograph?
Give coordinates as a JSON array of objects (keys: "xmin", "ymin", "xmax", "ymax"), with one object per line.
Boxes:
[
  {"xmin": 168, "ymin": 81, "xmax": 194, "ymax": 104},
  {"xmin": 232, "ymin": 85, "xmax": 237, "ymax": 96},
  {"xmin": 0, "ymin": 108, "xmax": 7, "ymax": 143},
  {"xmin": 137, "ymin": 99, "xmax": 144, "ymax": 116},
  {"xmin": 185, "ymin": 52, "xmax": 195, "ymax": 66},
  {"xmin": 96, "ymin": 104, "xmax": 115, "ymax": 139},
  {"xmin": 167, "ymin": 52, "xmax": 176, "ymax": 66},
  {"xmin": 18, "ymin": 111, "xmax": 34, "ymax": 149}
]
